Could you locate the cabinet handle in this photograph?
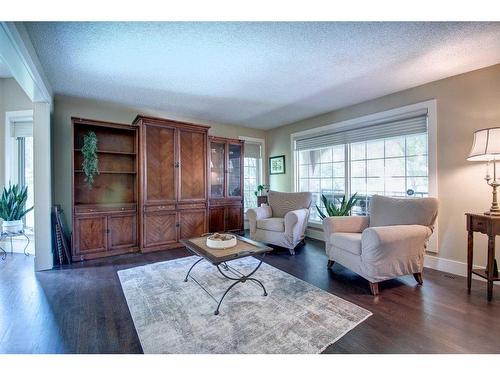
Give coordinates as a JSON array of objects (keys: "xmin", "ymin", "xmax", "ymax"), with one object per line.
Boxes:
[
  {"xmin": 174, "ymin": 161, "xmax": 180, "ymax": 168},
  {"xmin": 89, "ymin": 209, "xmax": 95, "ymax": 212},
  {"xmin": 175, "ymin": 223, "xmax": 180, "ymax": 227}
]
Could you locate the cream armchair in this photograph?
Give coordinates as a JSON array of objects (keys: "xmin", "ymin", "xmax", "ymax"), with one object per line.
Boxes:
[
  {"xmin": 247, "ymin": 191, "xmax": 312, "ymax": 255},
  {"xmin": 323, "ymin": 195, "xmax": 438, "ymax": 295}
]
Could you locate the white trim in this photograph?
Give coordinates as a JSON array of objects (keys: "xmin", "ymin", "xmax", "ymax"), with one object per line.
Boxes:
[
  {"xmin": 0, "ymin": 22, "xmax": 52, "ymax": 105},
  {"xmin": 291, "ymin": 99, "xmax": 439, "ymax": 252},
  {"xmin": 4, "ymin": 110, "xmax": 33, "ymax": 185}
]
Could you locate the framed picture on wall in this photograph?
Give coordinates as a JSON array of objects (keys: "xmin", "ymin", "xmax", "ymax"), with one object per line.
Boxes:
[{"xmin": 269, "ymin": 155, "xmax": 286, "ymax": 175}]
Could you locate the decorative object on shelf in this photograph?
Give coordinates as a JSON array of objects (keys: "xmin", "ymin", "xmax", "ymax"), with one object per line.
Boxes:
[
  {"xmin": 316, "ymin": 193, "xmax": 359, "ymax": 219},
  {"xmin": 0, "ymin": 183, "xmax": 33, "ymax": 233},
  {"xmin": 269, "ymin": 155, "xmax": 285, "ymax": 175},
  {"xmin": 254, "ymin": 184, "xmax": 270, "ymax": 197},
  {"xmin": 467, "ymin": 127, "xmax": 500, "ymax": 216},
  {"xmin": 51, "ymin": 205, "xmax": 71, "ymax": 265},
  {"xmin": 81, "ymin": 131, "xmax": 99, "ymax": 187},
  {"xmin": 206, "ymin": 233, "xmax": 237, "ymax": 249}
]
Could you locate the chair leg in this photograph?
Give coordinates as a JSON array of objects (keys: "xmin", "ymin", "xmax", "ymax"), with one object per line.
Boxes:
[
  {"xmin": 327, "ymin": 260, "xmax": 335, "ymax": 269},
  {"xmin": 413, "ymin": 272, "xmax": 423, "ymax": 285},
  {"xmin": 369, "ymin": 282, "xmax": 379, "ymax": 296},
  {"xmin": 288, "ymin": 248, "xmax": 295, "ymax": 255}
]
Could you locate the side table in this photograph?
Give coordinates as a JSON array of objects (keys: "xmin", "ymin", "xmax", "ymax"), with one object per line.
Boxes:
[
  {"xmin": 466, "ymin": 213, "xmax": 500, "ymax": 301},
  {"xmin": 0, "ymin": 230, "xmax": 31, "ymax": 260}
]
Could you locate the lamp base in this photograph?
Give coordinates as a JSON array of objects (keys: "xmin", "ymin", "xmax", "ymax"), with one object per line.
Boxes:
[{"xmin": 484, "ymin": 210, "xmax": 500, "ymax": 216}]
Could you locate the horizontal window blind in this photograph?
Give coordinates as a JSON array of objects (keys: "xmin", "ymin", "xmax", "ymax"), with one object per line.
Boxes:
[
  {"xmin": 244, "ymin": 142, "xmax": 262, "ymax": 159},
  {"xmin": 11, "ymin": 121, "xmax": 33, "ymax": 138},
  {"xmin": 295, "ymin": 110, "xmax": 427, "ymax": 151}
]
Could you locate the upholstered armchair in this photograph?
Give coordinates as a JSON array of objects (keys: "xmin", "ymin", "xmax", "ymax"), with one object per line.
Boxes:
[
  {"xmin": 247, "ymin": 191, "xmax": 312, "ymax": 255},
  {"xmin": 323, "ymin": 195, "xmax": 438, "ymax": 295}
]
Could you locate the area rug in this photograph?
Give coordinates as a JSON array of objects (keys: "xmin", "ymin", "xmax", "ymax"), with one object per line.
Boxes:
[{"xmin": 117, "ymin": 256, "xmax": 372, "ymax": 354}]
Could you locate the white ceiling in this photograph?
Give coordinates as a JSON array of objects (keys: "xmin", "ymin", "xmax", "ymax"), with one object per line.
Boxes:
[
  {"xmin": 0, "ymin": 57, "xmax": 12, "ymax": 78},
  {"xmin": 25, "ymin": 22, "xmax": 500, "ymax": 129}
]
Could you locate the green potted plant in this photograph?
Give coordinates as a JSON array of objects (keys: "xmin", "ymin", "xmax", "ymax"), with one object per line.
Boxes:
[
  {"xmin": 0, "ymin": 183, "xmax": 34, "ymax": 233},
  {"xmin": 254, "ymin": 184, "xmax": 270, "ymax": 197},
  {"xmin": 81, "ymin": 131, "xmax": 99, "ymax": 187},
  {"xmin": 316, "ymin": 193, "xmax": 359, "ymax": 218}
]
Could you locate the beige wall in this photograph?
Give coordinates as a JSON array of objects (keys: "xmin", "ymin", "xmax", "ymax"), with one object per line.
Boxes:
[
  {"xmin": 267, "ymin": 64, "xmax": 500, "ymax": 266},
  {"xmin": 52, "ymin": 94, "xmax": 267, "ymax": 228},
  {"xmin": 0, "ymin": 78, "xmax": 33, "ymax": 188}
]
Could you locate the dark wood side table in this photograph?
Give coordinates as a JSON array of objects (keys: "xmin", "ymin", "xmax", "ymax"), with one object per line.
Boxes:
[
  {"xmin": 257, "ymin": 196, "xmax": 268, "ymax": 207},
  {"xmin": 466, "ymin": 213, "xmax": 500, "ymax": 301}
]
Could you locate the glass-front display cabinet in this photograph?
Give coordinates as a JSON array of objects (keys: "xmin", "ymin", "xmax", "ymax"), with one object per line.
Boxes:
[{"xmin": 208, "ymin": 137, "xmax": 244, "ymax": 233}]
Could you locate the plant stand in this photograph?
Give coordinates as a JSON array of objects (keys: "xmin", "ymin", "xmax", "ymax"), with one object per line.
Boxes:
[{"xmin": 0, "ymin": 230, "xmax": 31, "ymax": 260}]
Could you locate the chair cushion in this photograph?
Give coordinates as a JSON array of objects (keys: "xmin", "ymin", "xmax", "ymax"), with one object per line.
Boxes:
[
  {"xmin": 330, "ymin": 232, "xmax": 362, "ymax": 256},
  {"xmin": 257, "ymin": 217, "xmax": 285, "ymax": 232},
  {"xmin": 267, "ymin": 190, "xmax": 312, "ymax": 218},
  {"xmin": 369, "ymin": 195, "xmax": 438, "ymax": 228}
]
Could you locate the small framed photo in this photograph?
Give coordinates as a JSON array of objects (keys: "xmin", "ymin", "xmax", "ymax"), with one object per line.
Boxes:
[{"xmin": 269, "ymin": 155, "xmax": 286, "ymax": 175}]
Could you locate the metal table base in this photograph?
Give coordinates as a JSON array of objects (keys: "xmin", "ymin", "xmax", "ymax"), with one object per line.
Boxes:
[
  {"xmin": 0, "ymin": 231, "xmax": 31, "ymax": 260},
  {"xmin": 184, "ymin": 253, "xmax": 268, "ymax": 315}
]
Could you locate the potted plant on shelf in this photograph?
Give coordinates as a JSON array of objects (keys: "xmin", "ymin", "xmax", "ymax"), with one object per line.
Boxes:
[
  {"xmin": 0, "ymin": 183, "xmax": 33, "ymax": 233},
  {"xmin": 316, "ymin": 193, "xmax": 359, "ymax": 218},
  {"xmin": 81, "ymin": 131, "xmax": 99, "ymax": 187}
]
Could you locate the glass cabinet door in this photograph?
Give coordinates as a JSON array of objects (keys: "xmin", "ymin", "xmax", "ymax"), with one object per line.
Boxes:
[
  {"xmin": 227, "ymin": 143, "xmax": 242, "ymax": 197},
  {"xmin": 210, "ymin": 142, "xmax": 225, "ymax": 198}
]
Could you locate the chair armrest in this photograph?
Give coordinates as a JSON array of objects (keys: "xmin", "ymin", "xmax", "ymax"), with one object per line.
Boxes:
[
  {"xmin": 361, "ymin": 224, "xmax": 432, "ymax": 263},
  {"xmin": 247, "ymin": 206, "xmax": 272, "ymax": 234},
  {"xmin": 322, "ymin": 216, "xmax": 369, "ymax": 244},
  {"xmin": 284, "ymin": 208, "xmax": 310, "ymax": 239}
]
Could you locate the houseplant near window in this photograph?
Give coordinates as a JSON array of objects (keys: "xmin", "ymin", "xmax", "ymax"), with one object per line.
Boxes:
[
  {"xmin": 0, "ymin": 183, "xmax": 34, "ymax": 233},
  {"xmin": 316, "ymin": 193, "xmax": 359, "ymax": 218},
  {"xmin": 254, "ymin": 184, "xmax": 270, "ymax": 197}
]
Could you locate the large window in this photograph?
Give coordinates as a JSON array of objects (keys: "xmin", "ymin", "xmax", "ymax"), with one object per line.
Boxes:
[
  {"xmin": 294, "ymin": 111, "xmax": 429, "ymax": 222},
  {"xmin": 243, "ymin": 141, "xmax": 263, "ymax": 211}
]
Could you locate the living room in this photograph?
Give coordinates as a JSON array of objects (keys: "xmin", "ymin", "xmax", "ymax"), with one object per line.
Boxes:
[{"xmin": 1, "ymin": 1, "xmax": 500, "ymax": 373}]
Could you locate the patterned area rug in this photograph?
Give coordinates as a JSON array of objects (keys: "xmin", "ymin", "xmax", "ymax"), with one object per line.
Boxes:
[{"xmin": 118, "ymin": 256, "xmax": 372, "ymax": 354}]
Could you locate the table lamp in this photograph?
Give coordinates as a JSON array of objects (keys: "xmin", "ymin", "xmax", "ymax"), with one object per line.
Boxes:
[{"xmin": 467, "ymin": 127, "xmax": 500, "ymax": 216}]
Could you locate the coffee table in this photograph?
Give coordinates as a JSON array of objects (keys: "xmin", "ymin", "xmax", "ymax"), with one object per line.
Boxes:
[{"xmin": 181, "ymin": 234, "xmax": 273, "ymax": 315}]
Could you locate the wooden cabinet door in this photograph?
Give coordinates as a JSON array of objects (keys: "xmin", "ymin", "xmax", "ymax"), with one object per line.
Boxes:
[
  {"xmin": 225, "ymin": 205, "xmax": 243, "ymax": 232},
  {"xmin": 178, "ymin": 130, "xmax": 206, "ymax": 202},
  {"xmin": 143, "ymin": 210, "xmax": 178, "ymax": 248},
  {"xmin": 179, "ymin": 210, "xmax": 206, "ymax": 239},
  {"xmin": 209, "ymin": 207, "xmax": 225, "ymax": 233},
  {"xmin": 108, "ymin": 214, "xmax": 137, "ymax": 250},
  {"xmin": 74, "ymin": 216, "xmax": 107, "ymax": 255},
  {"xmin": 144, "ymin": 124, "xmax": 176, "ymax": 204}
]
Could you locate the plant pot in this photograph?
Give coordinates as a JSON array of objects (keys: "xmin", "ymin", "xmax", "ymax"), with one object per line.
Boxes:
[{"xmin": 2, "ymin": 220, "xmax": 23, "ymax": 234}]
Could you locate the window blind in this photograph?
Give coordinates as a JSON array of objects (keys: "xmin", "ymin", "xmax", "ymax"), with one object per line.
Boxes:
[
  {"xmin": 11, "ymin": 121, "xmax": 33, "ymax": 138},
  {"xmin": 294, "ymin": 109, "xmax": 428, "ymax": 151},
  {"xmin": 244, "ymin": 142, "xmax": 262, "ymax": 159}
]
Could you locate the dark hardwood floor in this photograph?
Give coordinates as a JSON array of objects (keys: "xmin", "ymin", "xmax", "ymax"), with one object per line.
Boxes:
[{"xmin": 0, "ymin": 238, "xmax": 499, "ymax": 353}]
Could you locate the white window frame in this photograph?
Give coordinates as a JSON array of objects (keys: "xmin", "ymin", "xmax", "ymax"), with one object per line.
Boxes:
[
  {"xmin": 239, "ymin": 136, "xmax": 266, "ymax": 226},
  {"xmin": 4, "ymin": 110, "xmax": 33, "ymax": 185},
  {"xmin": 291, "ymin": 100, "xmax": 438, "ymax": 253}
]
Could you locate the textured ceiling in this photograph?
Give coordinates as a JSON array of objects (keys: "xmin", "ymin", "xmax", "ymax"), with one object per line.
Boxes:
[
  {"xmin": 25, "ymin": 22, "xmax": 500, "ymax": 129},
  {"xmin": 0, "ymin": 57, "xmax": 12, "ymax": 78}
]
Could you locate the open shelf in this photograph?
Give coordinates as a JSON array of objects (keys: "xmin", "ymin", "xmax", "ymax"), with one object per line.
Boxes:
[
  {"xmin": 75, "ymin": 170, "xmax": 137, "ymax": 174},
  {"xmin": 74, "ymin": 149, "xmax": 136, "ymax": 156},
  {"xmin": 472, "ymin": 268, "xmax": 500, "ymax": 281}
]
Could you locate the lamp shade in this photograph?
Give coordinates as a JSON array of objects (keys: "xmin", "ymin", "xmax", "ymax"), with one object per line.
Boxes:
[{"xmin": 467, "ymin": 128, "xmax": 500, "ymax": 161}]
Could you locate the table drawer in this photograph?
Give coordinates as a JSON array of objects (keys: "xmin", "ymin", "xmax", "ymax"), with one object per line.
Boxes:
[{"xmin": 471, "ymin": 216, "xmax": 488, "ymax": 233}]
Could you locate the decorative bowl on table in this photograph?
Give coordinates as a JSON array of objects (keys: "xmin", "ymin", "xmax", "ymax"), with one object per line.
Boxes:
[{"xmin": 206, "ymin": 233, "xmax": 237, "ymax": 249}]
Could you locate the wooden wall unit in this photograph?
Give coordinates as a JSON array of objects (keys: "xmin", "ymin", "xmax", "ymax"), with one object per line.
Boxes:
[
  {"xmin": 71, "ymin": 116, "xmax": 245, "ymax": 260},
  {"xmin": 208, "ymin": 136, "xmax": 244, "ymax": 233},
  {"xmin": 134, "ymin": 116, "xmax": 209, "ymax": 252},
  {"xmin": 71, "ymin": 118, "xmax": 139, "ymax": 261}
]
